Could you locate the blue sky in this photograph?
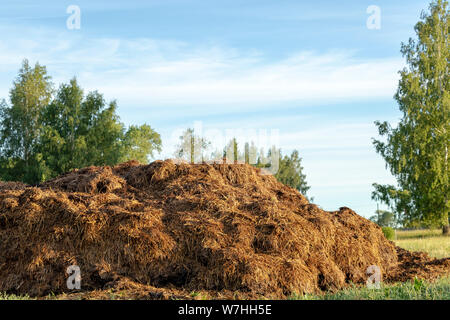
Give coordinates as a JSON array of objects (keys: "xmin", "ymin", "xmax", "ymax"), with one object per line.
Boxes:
[{"xmin": 0, "ymin": 0, "xmax": 432, "ymax": 217}]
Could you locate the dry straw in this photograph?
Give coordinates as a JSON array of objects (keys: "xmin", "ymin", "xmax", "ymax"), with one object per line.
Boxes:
[{"xmin": 0, "ymin": 160, "xmax": 448, "ymax": 298}]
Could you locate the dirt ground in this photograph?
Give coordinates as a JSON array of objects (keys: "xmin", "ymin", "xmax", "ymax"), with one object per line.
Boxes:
[{"xmin": 0, "ymin": 160, "xmax": 448, "ymax": 299}]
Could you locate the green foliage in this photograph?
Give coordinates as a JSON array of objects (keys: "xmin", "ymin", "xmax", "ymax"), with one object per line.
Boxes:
[
  {"xmin": 232, "ymin": 137, "xmax": 238, "ymax": 163},
  {"xmin": 413, "ymin": 277, "xmax": 424, "ymax": 291},
  {"xmin": 275, "ymin": 150, "xmax": 311, "ymax": 197},
  {"xmin": 39, "ymin": 77, "xmax": 87, "ymax": 175},
  {"xmin": 369, "ymin": 209, "xmax": 397, "ymax": 228},
  {"xmin": 382, "ymin": 227, "xmax": 396, "ymax": 240},
  {"xmin": 224, "ymin": 137, "xmax": 241, "ymax": 163},
  {"xmin": 371, "ymin": 184, "xmax": 413, "ymax": 227},
  {"xmin": 120, "ymin": 124, "xmax": 162, "ymax": 164},
  {"xmin": 175, "ymin": 128, "xmax": 210, "ymax": 163},
  {"xmin": 0, "ymin": 59, "xmax": 53, "ymax": 183},
  {"xmin": 247, "ymin": 146, "xmax": 311, "ymax": 199},
  {"xmin": 373, "ymin": 0, "xmax": 449, "ymax": 229},
  {"xmin": 228, "ymin": 141, "xmax": 311, "ymax": 198},
  {"xmin": 176, "ymin": 132, "xmax": 311, "ymax": 199},
  {"xmin": 0, "ymin": 60, "xmax": 162, "ymax": 184}
]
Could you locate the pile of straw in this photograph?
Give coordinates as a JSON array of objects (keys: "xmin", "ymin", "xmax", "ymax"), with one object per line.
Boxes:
[{"xmin": 0, "ymin": 160, "xmax": 448, "ymax": 298}]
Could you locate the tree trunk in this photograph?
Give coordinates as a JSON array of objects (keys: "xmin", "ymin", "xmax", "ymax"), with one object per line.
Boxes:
[
  {"xmin": 443, "ymin": 224, "xmax": 449, "ymax": 235},
  {"xmin": 190, "ymin": 135, "xmax": 194, "ymax": 164}
]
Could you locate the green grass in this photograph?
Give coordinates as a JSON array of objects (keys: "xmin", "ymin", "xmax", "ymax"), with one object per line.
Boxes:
[
  {"xmin": 291, "ymin": 277, "xmax": 450, "ymax": 300},
  {"xmin": 394, "ymin": 229, "xmax": 449, "ymax": 259},
  {"xmin": 2, "ymin": 278, "xmax": 449, "ymax": 300},
  {"xmin": 288, "ymin": 229, "xmax": 450, "ymax": 300},
  {"xmin": 0, "ymin": 293, "xmax": 34, "ymax": 300},
  {"xmin": 395, "ymin": 229, "xmax": 443, "ymax": 239}
]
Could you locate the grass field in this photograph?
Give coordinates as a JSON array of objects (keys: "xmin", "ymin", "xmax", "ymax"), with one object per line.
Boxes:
[
  {"xmin": 1, "ymin": 229, "xmax": 448, "ymax": 300},
  {"xmin": 394, "ymin": 229, "xmax": 450, "ymax": 259},
  {"xmin": 291, "ymin": 276, "xmax": 450, "ymax": 300},
  {"xmin": 292, "ymin": 229, "xmax": 449, "ymax": 300}
]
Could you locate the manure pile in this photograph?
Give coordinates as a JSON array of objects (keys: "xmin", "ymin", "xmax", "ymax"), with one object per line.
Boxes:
[{"xmin": 0, "ymin": 160, "xmax": 448, "ymax": 299}]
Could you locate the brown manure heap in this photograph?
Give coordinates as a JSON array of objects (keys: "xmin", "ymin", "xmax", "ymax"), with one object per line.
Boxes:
[{"xmin": 0, "ymin": 160, "xmax": 448, "ymax": 299}]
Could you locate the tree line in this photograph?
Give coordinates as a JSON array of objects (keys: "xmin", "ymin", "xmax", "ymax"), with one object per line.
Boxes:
[
  {"xmin": 175, "ymin": 128, "xmax": 311, "ymax": 198},
  {"xmin": 1, "ymin": 1, "xmax": 446, "ymax": 232},
  {"xmin": 372, "ymin": 0, "xmax": 449, "ymax": 233},
  {"xmin": 0, "ymin": 61, "xmax": 311, "ymax": 199},
  {"xmin": 0, "ymin": 60, "xmax": 161, "ymax": 184}
]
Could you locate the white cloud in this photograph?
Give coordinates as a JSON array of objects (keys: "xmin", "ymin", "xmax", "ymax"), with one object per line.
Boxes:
[
  {"xmin": 0, "ymin": 24, "xmax": 401, "ymax": 217},
  {"xmin": 0, "ymin": 24, "xmax": 403, "ymax": 111},
  {"xmin": 90, "ymin": 51, "xmax": 401, "ymax": 108}
]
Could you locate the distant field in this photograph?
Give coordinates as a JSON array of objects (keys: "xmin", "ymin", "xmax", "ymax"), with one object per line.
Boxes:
[
  {"xmin": 292, "ymin": 229, "xmax": 449, "ymax": 300},
  {"xmin": 291, "ymin": 276, "xmax": 450, "ymax": 300},
  {"xmin": 394, "ymin": 229, "xmax": 450, "ymax": 259}
]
